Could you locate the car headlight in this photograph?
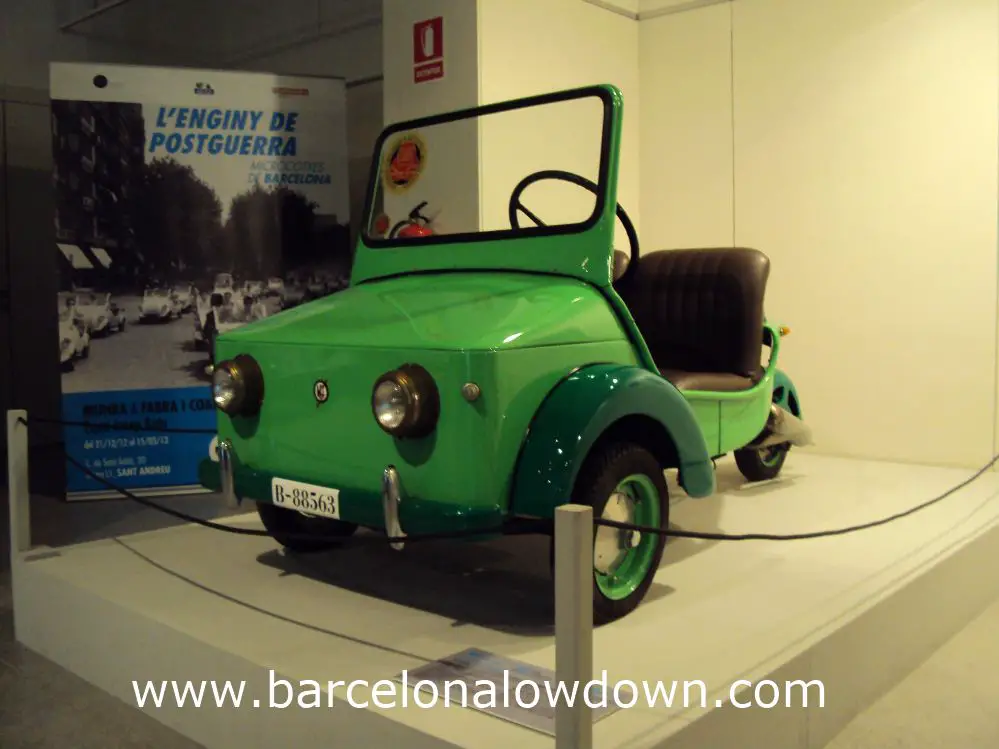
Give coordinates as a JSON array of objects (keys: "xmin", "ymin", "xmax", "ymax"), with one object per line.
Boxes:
[
  {"xmin": 212, "ymin": 354, "xmax": 264, "ymax": 416},
  {"xmin": 371, "ymin": 364, "xmax": 440, "ymax": 438}
]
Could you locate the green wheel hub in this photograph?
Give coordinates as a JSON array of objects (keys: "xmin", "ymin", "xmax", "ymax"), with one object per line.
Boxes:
[{"xmin": 593, "ymin": 473, "xmax": 661, "ymax": 600}]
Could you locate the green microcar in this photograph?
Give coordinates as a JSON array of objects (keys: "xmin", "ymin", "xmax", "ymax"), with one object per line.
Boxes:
[{"xmin": 200, "ymin": 85, "xmax": 810, "ymax": 624}]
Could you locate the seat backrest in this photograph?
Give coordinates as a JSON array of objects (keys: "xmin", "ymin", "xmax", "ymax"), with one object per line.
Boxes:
[
  {"xmin": 617, "ymin": 247, "xmax": 770, "ymax": 377},
  {"xmin": 612, "ymin": 249, "xmax": 630, "ymax": 281}
]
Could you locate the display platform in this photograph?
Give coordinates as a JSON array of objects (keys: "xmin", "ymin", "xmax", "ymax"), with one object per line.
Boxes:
[{"xmin": 11, "ymin": 453, "xmax": 999, "ymax": 749}]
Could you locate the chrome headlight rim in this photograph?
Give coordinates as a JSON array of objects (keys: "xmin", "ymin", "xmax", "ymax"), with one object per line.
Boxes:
[
  {"xmin": 212, "ymin": 353, "xmax": 264, "ymax": 417},
  {"xmin": 371, "ymin": 363, "xmax": 440, "ymax": 439}
]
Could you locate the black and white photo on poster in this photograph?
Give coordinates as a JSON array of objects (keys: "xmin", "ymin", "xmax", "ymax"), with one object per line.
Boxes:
[{"xmin": 50, "ymin": 63, "xmax": 351, "ymax": 497}]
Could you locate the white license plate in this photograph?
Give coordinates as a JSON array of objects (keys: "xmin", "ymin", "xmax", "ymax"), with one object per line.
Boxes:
[{"xmin": 271, "ymin": 478, "xmax": 341, "ymax": 519}]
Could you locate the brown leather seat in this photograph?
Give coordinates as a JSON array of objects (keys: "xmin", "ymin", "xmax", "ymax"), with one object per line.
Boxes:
[
  {"xmin": 613, "ymin": 249, "xmax": 631, "ymax": 281},
  {"xmin": 615, "ymin": 247, "xmax": 770, "ymax": 392}
]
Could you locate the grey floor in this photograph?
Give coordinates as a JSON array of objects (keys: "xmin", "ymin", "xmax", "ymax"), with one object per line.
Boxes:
[
  {"xmin": 1, "ymin": 487, "xmax": 998, "ymax": 747},
  {"xmin": 0, "ymin": 473, "xmax": 235, "ymax": 749},
  {"xmin": 0, "ymin": 571, "xmax": 204, "ymax": 748}
]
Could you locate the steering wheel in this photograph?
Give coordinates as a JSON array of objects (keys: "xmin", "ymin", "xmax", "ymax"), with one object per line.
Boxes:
[{"xmin": 508, "ymin": 169, "xmax": 640, "ymax": 284}]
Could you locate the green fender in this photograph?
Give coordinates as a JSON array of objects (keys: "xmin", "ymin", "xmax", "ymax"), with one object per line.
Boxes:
[
  {"xmin": 773, "ymin": 369, "xmax": 802, "ymax": 417},
  {"xmin": 510, "ymin": 364, "xmax": 716, "ymax": 518}
]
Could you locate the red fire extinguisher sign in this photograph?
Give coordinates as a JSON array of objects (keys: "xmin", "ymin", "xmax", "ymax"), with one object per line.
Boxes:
[{"xmin": 413, "ymin": 17, "xmax": 444, "ymax": 83}]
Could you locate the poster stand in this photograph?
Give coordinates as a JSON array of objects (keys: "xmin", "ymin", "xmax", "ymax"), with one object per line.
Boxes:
[{"xmin": 48, "ymin": 63, "xmax": 351, "ymax": 500}]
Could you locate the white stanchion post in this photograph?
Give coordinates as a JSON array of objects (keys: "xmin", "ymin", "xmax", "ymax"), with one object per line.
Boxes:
[
  {"xmin": 7, "ymin": 409, "xmax": 31, "ymax": 560},
  {"xmin": 554, "ymin": 503, "xmax": 594, "ymax": 749}
]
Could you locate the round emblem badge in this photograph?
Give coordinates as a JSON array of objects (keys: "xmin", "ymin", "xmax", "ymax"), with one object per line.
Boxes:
[
  {"xmin": 381, "ymin": 132, "xmax": 426, "ymax": 193},
  {"xmin": 313, "ymin": 379, "xmax": 329, "ymax": 405}
]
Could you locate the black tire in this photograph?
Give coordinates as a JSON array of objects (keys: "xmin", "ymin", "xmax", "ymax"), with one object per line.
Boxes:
[
  {"xmin": 562, "ymin": 442, "xmax": 669, "ymax": 625},
  {"xmin": 734, "ymin": 444, "xmax": 789, "ymax": 482},
  {"xmin": 257, "ymin": 502, "xmax": 358, "ymax": 553},
  {"xmin": 80, "ymin": 344, "xmax": 90, "ymax": 359}
]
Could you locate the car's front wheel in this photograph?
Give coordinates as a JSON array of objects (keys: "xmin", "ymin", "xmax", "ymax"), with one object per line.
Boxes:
[
  {"xmin": 564, "ymin": 442, "xmax": 669, "ymax": 625},
  {"xmin": 257, "ymin": 502, "xmax": 359, "ymax": 553}
]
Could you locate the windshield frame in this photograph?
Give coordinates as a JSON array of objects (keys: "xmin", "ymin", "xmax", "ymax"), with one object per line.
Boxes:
[
  {"xmin": 352, "ymin": 84, "xmax": 623, "ymax": 288},
  {"xmin": 360, "ymin": 85, "xmax": 616, "ymax": 251}
]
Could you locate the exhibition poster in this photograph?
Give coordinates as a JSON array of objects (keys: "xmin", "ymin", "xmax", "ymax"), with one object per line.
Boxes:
[{"xmin": 49, "ymin": 63, "xmax": 351, "ymax": 499}]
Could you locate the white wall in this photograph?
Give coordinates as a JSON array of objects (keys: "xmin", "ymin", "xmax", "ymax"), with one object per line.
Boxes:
[
  {"xmin": 477, "ymin": 0, "xmax": 641, "ymax": 242},
  {"xmin": 379, "ymin": 0, "xmax": 481, "ymax": 234},
  {"xmin": 381, "ymin": 0, "xmax": 480, "ymax": 124},
  {"xmin": 638, "ymin": 4, "xmax": 733, "ymax": 250},
  {"xmin": 638, "ymin": 0, "xmax": 999, "ymax": 468},
  {"xmin": 736, "ymin": 0, "xmax": 999, "ymax": 469},
  {"xmin": 235, "ymin": 22, "xmax": 383, "ymax": 83}
]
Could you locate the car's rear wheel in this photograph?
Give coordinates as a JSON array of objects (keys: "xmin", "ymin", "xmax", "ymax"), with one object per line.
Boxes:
[
  {"xmin": 563, "ymin": 442, "xmax": 669, "ymax": 625},
  {"xmin": 734, "ymin": 444, "xmax": 789, "ymax": 481},
  {"xmin": 257, "ymin": 502, "xmax": 359, "ymax": 553}
]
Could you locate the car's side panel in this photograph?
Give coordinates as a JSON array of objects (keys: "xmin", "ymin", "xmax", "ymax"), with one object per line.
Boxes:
[
  {"xmin": 683, "ymin": 397, "xmax": 720, "ymax": 456},
  {"xmin": 511, "ymin": 364, "xmax": 716, "ymax": 518},
  {"xmin": 487, "ymin": 341, "xmax": 640, "ymax": 506},
  {"xmin": 682, "ymin": 323, "xmax": 789, "ymax": 454},
  {"xmin": 717, "ymin": 383, "xmax": 774, "ymax": 453}
]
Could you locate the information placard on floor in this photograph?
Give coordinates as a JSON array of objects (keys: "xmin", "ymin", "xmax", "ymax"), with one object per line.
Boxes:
[{"xmin": 396, "ymin": 648, "xmax": 631, "ymax": 735}]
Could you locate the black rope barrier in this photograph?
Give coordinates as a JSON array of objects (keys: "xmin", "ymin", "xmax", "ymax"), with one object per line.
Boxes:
[
  {"xmin": 61, "ymin": 448, "xmax": 544, "ymax": 545},
  {"xmin": 15, "ymin": 415, "xmax": 999, "ymax": 545}
]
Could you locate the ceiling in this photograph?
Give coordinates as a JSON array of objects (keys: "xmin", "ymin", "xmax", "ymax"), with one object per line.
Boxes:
[{"xmin": 57, "ymin": 0, "xmax": 382, "ymax": 67}]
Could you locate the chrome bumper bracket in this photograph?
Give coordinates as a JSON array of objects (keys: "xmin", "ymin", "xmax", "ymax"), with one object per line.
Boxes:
[
  {"xmin": 382, "ymin": 466, "xmax": 406, "ymax": 551},
  {"xmin": 218, "ymin": 439, "xmax": 238, "ymax": 508}
]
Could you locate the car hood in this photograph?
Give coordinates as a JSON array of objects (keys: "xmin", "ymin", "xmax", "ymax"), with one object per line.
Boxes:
[{"xmin": 219, "ymin": 271, "xmax": 626, "ymax": 351}]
